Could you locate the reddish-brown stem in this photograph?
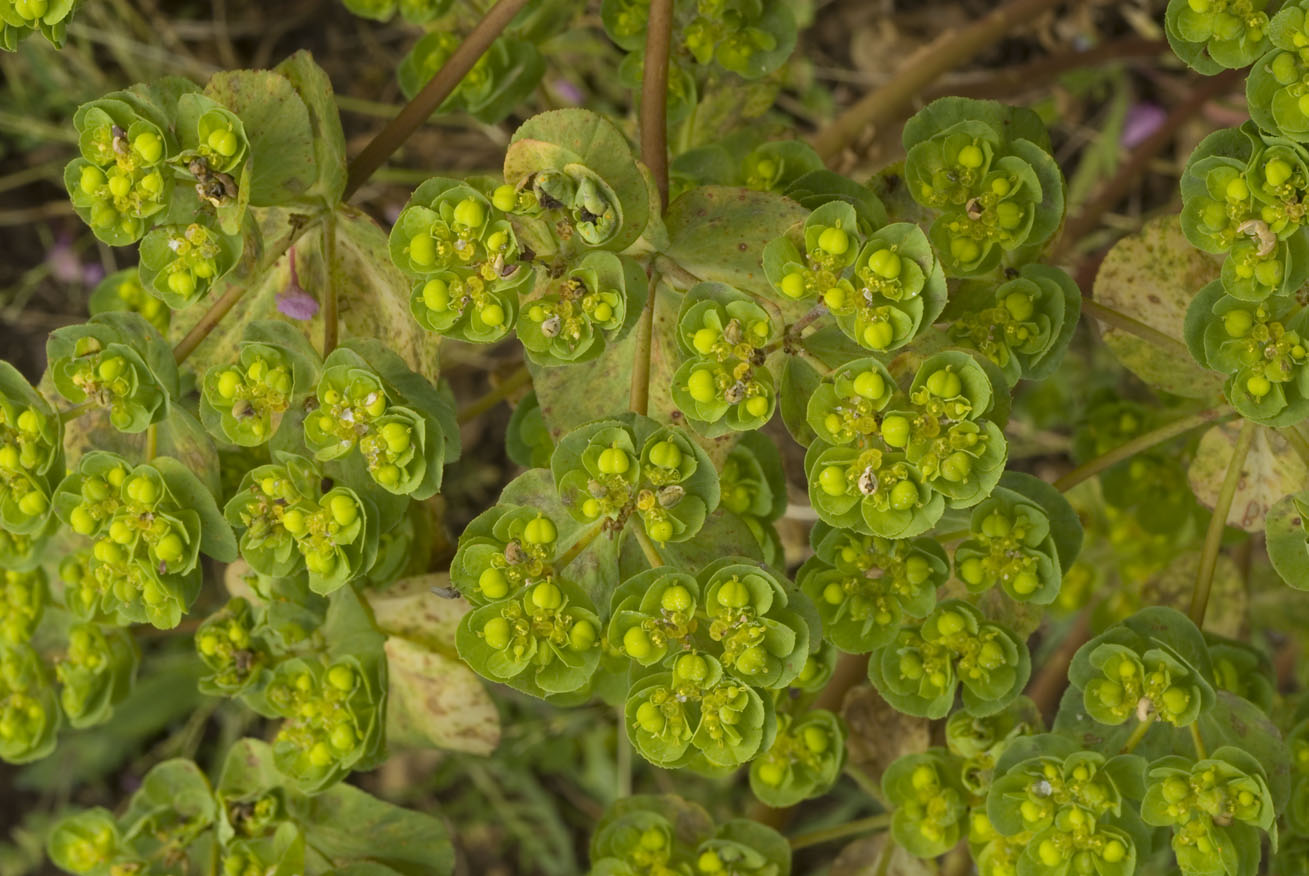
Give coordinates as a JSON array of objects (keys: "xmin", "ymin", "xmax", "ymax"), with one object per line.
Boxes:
[
  {"xmin": 809, "ymin": 0, "xmax": 1067, "ymax": 161},
  {"xmin": 342, "ymin": 0, "xmax": 532, "ymax": 200},
  {"xmin": 640, "ymin": 0, "xmax": 674, "ymax": 209},
  {"xmin": 924, "ymin": 37, "xmax": 1166, "ymax": 102}
]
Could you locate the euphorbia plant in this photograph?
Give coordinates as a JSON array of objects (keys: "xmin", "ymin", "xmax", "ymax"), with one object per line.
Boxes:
[{"xmin": 1, "ymin": 0, "xmax": 1307, "ymax": 874}]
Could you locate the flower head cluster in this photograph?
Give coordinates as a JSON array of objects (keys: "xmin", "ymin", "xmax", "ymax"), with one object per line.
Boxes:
[
  {"xmin": 868, "ymin": 600, "xmax": 1030, "ymax": 719},
  {"xmin": 764, "ymin": 202, "xmax": 947, "ymax": 353},
  {"xmin": 748, "ymin": 709, "xmax": 845, "ymax": 806},
  {"xmin": 89, "ymin": 268, "xmax": 169, "ymax": 334},
  {"xmin": 552, "ymin": 417, "xmax": 719, "ymax": 545},
  {"xmin": 0, "ymin": 364, "xmax": 62, "ymax": 541},
  {"xmin": 884, "ymin": 750, "xmax": 971, "ymax": 857},
  {"xmin": 798, "ymin": 524, "xmax": 945, "ymax": 653},
  {"xmin": 520, "ymin": 251, "xmax": 641, "ymax": 365},
  {"xmin": 391, "ymin": 177, "xmax": 530, "ymax": 343},
  {"xmin": 806, "ymin": 352, "xmax": 1007, "ymax": 537},
  {"xmin": 224, "ymin": 454, "xmax": 376, "ymax": 595},
  {"xmin": 955, "ymin": 486, "xmax": 1065, "ymax": 605},
  {"xmin": 902, "ymin": 98, "xmax": 1065, "ymax": 276},
  {"xmin": 718, "ymin": 433, "xmax": 787, "ymax": 564},
  {"xmin": 1166, "ymin": 0, "xmax": 1271, "ymax": 72},
  {"xmin": 613, "ymin": 559, "xmax": 815, "ymax": 770},
  {"xmin": 54, "ymin": 451, "xmax": 233, "ymax": 628},
  {"xmin": 47, "ymin": 312, "xmax": 177, "ymax": 433},
  {"xmin": 673, "ymin": 282, "xmax": 780, "ymax": 432},
  {"xmin": 588, "ymin": 794, "xmax": 791, "ymax": 876},
  {"xmin": 139, "ymin": 220, "xmax": 242, "ymax": 308},
  {"xmin": 0, "ymin": 0, "xmax": 85, "ymax": 50}
]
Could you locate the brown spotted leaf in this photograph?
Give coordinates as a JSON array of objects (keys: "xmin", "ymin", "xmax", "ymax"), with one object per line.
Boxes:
[
  {"xmin": 1091, "ymin": 215, "xmax": 1224, "ymax": 399},
  {"xmin": 1188, "ymin": 423, "xmax": 1308, "ymax": 532}
]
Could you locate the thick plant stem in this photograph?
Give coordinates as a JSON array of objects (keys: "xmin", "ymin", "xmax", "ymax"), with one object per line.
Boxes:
[
  {"xmin": 145, "ymin": 423, "xmax": 158, "ymax": 462},
  {"xmin": 640, "ymin": 0, "xmax": 673, "ymax": 209},
  {"xmin": 322, "ymin": 212, "xmax": 339, "ymax": 356},
  {"xmin": 788, "ymin": 813, "xmax": 893, "ymax": 851},
  {"xmin": 1052, "ymin": 406, "xmax": 1233, "ymax": 493},
  {"xmin": 629, "ymin": 1, "xmax": 673, "ymax": 418},
  {"xmin": 1190, "ymin": 723, "xmax": 1209, "ymax": 759},
  {"xmin": 1054, "ymin": 68, "xmax": 1242, "ymax": 259},
  {"xmin": 173, "ymin": 281, "xmax": 253, "ymax": 364},
  {"xmin": 456, "ymin": 364, "xmax": 532, "ymax": 424},
  {"xmin": 1080, "ymin": 299, "xmax": 1195, "ymax": 361},
  {"xmin": 1190, "ymin": 419, "xmax": 1255, "ymax": 626},
  {"xmin": 808, "ymin": 0, "xmax": 1065, "ymax": 160},
  {"xmin": 342, "ymin": 0, "xmax": 532, "ymax": 200}
]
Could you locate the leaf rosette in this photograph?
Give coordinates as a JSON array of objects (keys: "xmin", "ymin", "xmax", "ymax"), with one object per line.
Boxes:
[
  {"xmin": 47, "ymin": 312, "xmax": 179, "ymax": 433},
  {"xmin": 797, "ymin": 523, "xmax": 945, "ymax": 653},
  {"xmin": 456, "ymin": 576, "xmax": 602, "ymax": 698},
  {"xmin": 867, "ymin": 600, "xmax": 1031, "ymax": 719},
  {"xmin": 552, "ymin": 417, "xmax": 719, "ymax": 544}
]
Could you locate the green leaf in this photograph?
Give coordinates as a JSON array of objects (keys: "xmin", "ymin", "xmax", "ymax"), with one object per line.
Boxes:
[
  {"xmin": 1188, "ymin": 423, "xmax": 1308, "ymax": 533},
  {"xmin": 153, "ymin": 455, "xmax": 238, "ymax": 562},
  {"xmin": 288, "ymin": 782, "xmax": 455, "ymax": 876},
  {"xmin": 1091, "ymin": 215, "xmax": 1226, "ymax": 398},
  {"xmin": 368, "ymin": 576, "xmax": 500, "ymax": 755},
  {"xmin": 664, "ymin": 186, "xmax": 809, "ymax": 299},
  {"xmin": 1267, "ymin": 491, "xmax": 1309, "ymax": 590}
]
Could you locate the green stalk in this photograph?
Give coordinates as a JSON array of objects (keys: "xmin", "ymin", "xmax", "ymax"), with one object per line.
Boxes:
[
  {"xmin": 1189, "ymin": 420, "xmax": 1256, "ymax": 626},
  {"xmin": 1052, "ymin": 406, "xmax": 1233, "ymax": 493}
]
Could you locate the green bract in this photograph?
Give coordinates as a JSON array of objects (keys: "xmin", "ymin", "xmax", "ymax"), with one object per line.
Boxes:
[
  {"xmin": 0, "ymin": 0, "xmax": 83, "ymax": 50},
  {"xmin": 1191, "ymin": 284, "xmax": 1309, "ymax": 424},
  {"xmin": 1141, "ymin": 748, "xmax": 1276, "ymax": 876},
  {"xmin": 519, "ymin": 251, "xmax": 646, "ymax": 365},
  {"xmin": 342, "ymin": 0, "xmax": 452, "ymax": 23},
  {"xmin": 1249, "ymin": 2, "xmax": 1309, "ymax": 141},
  {"xmin": 948, "ymin": 263, "xmax": 1081, "ymax": 384},
  {"xmin": 303, "ymin": 343, "xmax": 457, "ymax": 499},
  {"xmin": 954, "ymin": 483, "xmax": 1073, "ymax": 605},
  {"xmin": 902, "ymin": 98, "xmax": 1065, "ymax": 276},
  {"xmin": 138, "ymin": 220, "xmax": 243, "ymax": 308},
  {"xmin": 397, "ymin": 33, "xmax": 544, "ymax": 124},
  {"xmin": 672, "ymin": 282, "xmax": 780, "ymax": 433},
  {"xmin": 884, "ymin": 749, "xmax": 969, "ymax": 857},
  {"xmin": 0, "ymin": 642, "xmax": 59, "ymax": 763},
  {"xmin": 264, "ymin": 652, "xmax": 385, "ymax": 793},
  {"xmin": 0, "ymin": 362, "xmax": 62, "ymax": 537},
  {"xmin": 1069, "ymin": 607, "xmax": 1217, "ymax": 729},
  {"xmin": 0, "ymin": 568, "xmax": 46, "ymax": 644},
  {"xmin": 748, "ymin": 709, "xmax": 845, "ymax": 807},
  {"xmin": 1165, "ymin": 0, "xmax": 1271, "ymax": 72},
  {"xmin": 552, "ymin": 416, "xmax": 719, "ymax": 544},
  {"xmin": 457, "ymin": 575, "xmax": 602, "ymax": 698},
  {"xmin": 867, "ymin": 599, "xmax": 1031, "ymax": 719},
  {"xmin": 718, "ymin": 432, "xmax": 787, "ymax": 564},
  {"xmin": 588, "ymin": 795, "xmax": 790, "ymax": 876},
  {"xmin": 53, "ymin": 452, "xmax": 235, "ymax": 628},
  {"xmin": 55, "ymin": 623, "xmax": 137, "ymax": 729},
  {"xmin": 392, "ymin": 177, "xmax": 532, "ymax": 344},
  {"xmin": 224, "ymin": 453, "xmax": 377, "ymax": 594},
  {"xmin": 88, "ymin": 268, "xmax": 170, "ymax": 334},
  {"xmin": 47, "ymin": 311, "xmax": 178, "ymax": 433},
  {"xmin": 946, "ymin": 696, "xmax": 1044, "ymax": 794},
  {"xmin": 763, "ymin": 202, "xmax": 947, "ymax": 353},
  {"xmin": 805, "ymin": 352, "xmax": 1007, "ymax": 537},
  {"xmin": 450, "ymin": 504, "xmax": 575, "ymax": 606},
  {"xmin": 201, "ymin": 321, "xmax": 321, "ymax": 447},
  {"xmin": 46, "ymin": 808, "xmax": 122, "ymax": 875},
  {"xmin": 196, "ymin": 597, "xmax": 271, "ymax": 697},
  {"xmin": 798, "ymin": 523, "xmax": 945, "ymax": 653}
]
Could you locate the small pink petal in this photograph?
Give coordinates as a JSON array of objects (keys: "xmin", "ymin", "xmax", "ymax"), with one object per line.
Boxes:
[
  {"xmin": 276, "ymin": 247, "xmax": 319, "ymax": 320},
  {"xmin": 1121, "ymin": 103, "xmax": 1166, "ymax": 150}
]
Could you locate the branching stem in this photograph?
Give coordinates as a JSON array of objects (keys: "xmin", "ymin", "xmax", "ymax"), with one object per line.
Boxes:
[
  {"xmin": 457, "ymin": 364, "xmax": 532, "ymax": 424},
  {"xmin": 342, "ymin": 0, "xmax": 532, "ymax": 199},
  {"xmin": 1052, "ymin": 406, "xmax": 1233, "ymax": 493},
  {"xmin": 1080, "ymin": 299, "xmax": 1195, "ymax": 362},
  {"xmin": 632, "ymin": 525, "xmax": 665, "ymax": 569}
]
